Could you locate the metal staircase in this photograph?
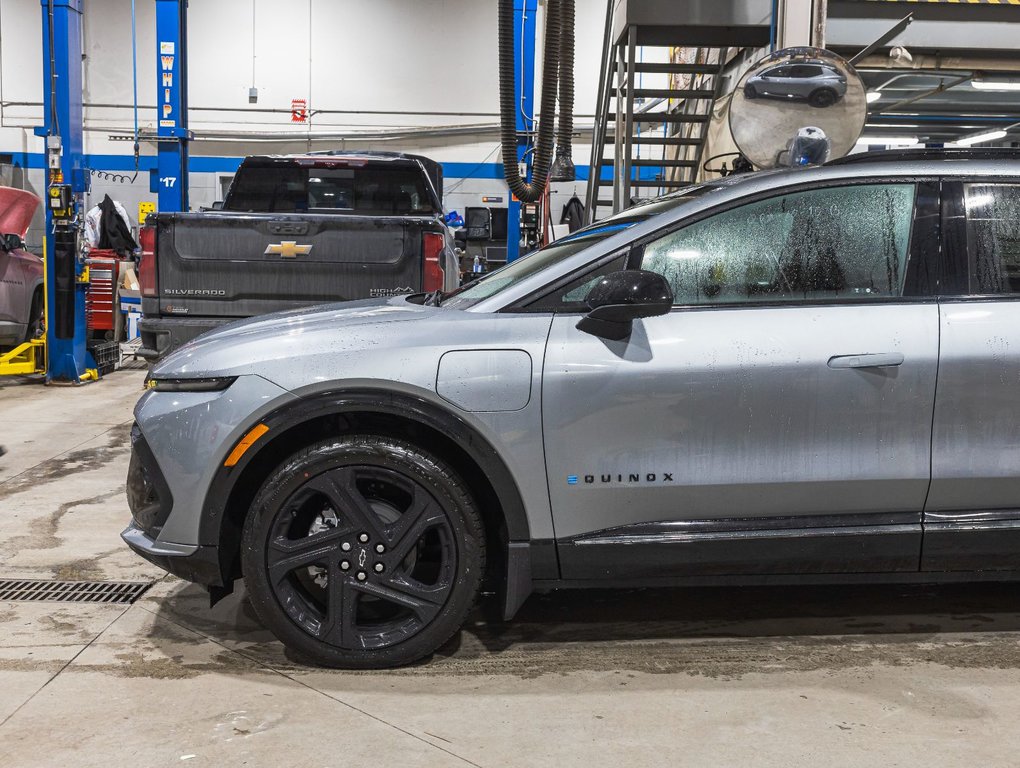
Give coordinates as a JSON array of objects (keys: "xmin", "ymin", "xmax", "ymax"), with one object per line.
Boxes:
[{"xmin": 584, "ymin": 0, "xmax": 771, "ymax": 223}]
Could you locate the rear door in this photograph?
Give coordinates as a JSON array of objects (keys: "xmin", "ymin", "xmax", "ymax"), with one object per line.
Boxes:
[{"xmin": 924, "ymin": 178, "xmax": 1020, "ymax": 569}]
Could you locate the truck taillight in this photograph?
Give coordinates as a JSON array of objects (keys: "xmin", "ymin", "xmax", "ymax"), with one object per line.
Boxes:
[
  {"xmin": 139, "ymin": 224, "xmax": 157, "ymax": 298},
  {"xmin": 422, "ymin": 232, "xmax": 445, "ymax": 293}
]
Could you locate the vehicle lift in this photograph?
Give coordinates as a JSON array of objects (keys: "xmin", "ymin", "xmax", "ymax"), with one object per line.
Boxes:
[
  {"xmin": 1, "ymin": 0, "xmax": 189, "ymax": 381},
  {"xmin": 0, "ymin": 0, "xmax": 91, "ymax": 380}
]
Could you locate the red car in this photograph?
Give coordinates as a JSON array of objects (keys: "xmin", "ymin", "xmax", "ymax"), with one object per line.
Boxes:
[{"xmin": 0, "ymin": 187, "xmax": 43, "ymax": 348}]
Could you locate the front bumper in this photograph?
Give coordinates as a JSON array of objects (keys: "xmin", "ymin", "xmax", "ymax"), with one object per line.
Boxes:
[{"xmin": 121, "ymin": 523, "xmax": 227, "ymax": 586}]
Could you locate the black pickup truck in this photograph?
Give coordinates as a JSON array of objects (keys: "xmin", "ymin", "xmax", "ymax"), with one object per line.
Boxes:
[{"xmin": 138, "ymin": 151, "xmax": 457, "ymax": 361}]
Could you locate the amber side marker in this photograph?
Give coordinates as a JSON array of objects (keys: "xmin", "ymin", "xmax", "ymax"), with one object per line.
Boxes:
[{"xmin": 224, "ymin": 423, "xmax": 270, "ymax": 467}]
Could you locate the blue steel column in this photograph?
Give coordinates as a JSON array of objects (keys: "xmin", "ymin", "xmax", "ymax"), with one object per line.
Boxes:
[
  {"xmin": 39, "ymin": 0, "xmax": 88, "ymax": 382},
  {"xmin": 506, "ymin": 0, "xmax": 537, "ymax": 263},
  {"xmin": 154, "ymin": 0, "xmax": 189, "ymax": 211}
]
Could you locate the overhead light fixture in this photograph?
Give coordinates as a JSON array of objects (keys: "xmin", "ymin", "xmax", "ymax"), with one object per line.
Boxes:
[
  {"xmin": 866, "ymin": 91, "xmax": 882, "ymax": 104},
  {"xmin": 855, "ymin": 135, "xmax": 919, "ymax": 146},
  {"xmin": 972, "ymin": 79, "xmax": 1020, "ymax": 92},
  {"xmin": 955, "ymin": 129, "xmax": 1008, "ymax": 146}
]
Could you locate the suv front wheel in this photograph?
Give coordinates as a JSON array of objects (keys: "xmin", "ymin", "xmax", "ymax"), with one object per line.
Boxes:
[{"xmin": 241, "ymin": 435, "xmax": 485, "ymax": 668}]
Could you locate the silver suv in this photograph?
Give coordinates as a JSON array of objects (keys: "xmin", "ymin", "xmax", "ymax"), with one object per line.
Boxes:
[
  {"xmin": 745, "ymin": 61, "xmax": 848, "ymax": 107},
  {"xmin": 124, "ymin": 149, "xmax": 1020, "ymax": 668}
]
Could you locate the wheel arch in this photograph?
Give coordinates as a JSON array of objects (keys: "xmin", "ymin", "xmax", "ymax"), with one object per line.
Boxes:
[{"xmin": 200, "ymin": 388, "xmax": 539, "ymax": 619}]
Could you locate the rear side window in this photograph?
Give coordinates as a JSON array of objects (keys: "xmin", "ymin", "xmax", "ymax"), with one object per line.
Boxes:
[
  {"xmin": 224, "ymin": 164, "xmax": 436, "ymax": 215},
  {"xmin": 640, "ymin": 183, "xmax": 916, "ymax": 306},
  {"xmin": 964, "ymin": 184, "xmax": 1020, "ymax": 294}
]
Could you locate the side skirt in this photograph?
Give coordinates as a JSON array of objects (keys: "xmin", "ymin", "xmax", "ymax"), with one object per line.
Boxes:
[
  {"xmin": 923, "ymin": 511, "xmax": 1020, "ymax": 571},
  {"xmin": 533, "ymin": 569, "xmax": 1020, "ymax": 591},
  {"xmin": 557, "ymin": 515, "xmax": 922, "ymax": 581}
]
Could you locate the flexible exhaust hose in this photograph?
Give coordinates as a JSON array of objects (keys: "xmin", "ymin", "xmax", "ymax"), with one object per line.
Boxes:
[
  {"xmin": 498, "ymin": 0, "xmax": 561, "ymax": 203},
  {"xmin": 556, "ymin": 0, "xmax": 574, "ymax": 164}
]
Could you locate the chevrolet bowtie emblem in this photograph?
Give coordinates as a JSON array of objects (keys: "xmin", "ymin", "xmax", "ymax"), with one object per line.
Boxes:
[{"xmin": 265, "ymin": 241, "xmax": 313, "ymax": 258}]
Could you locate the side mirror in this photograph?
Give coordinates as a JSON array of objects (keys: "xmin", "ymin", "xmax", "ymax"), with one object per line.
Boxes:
[
  {"xmin": 1, "ymin": 233, "xmax": 24, "ymax": 252},
  {"xmin": 576, "ymin": 270, "xmax": 673, "ymax": 341}
]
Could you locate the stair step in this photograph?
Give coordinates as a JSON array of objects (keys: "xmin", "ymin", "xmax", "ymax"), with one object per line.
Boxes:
[
  {"xmin": 598, "ymin": 158, "xmax": 698, "ymax": 168},
  {"xmin": 621, "ymin": 88, "xmax": 716, "ymax": 100},
  {"xmin": 608, "ymin": 113, "xmax": 709, "ymax": 124},
  {"xmin": 597, "ymin": 179, "xmax": 694, "ymax": 187},
  {"xmin": 634, "ymin": 159, "xmax": 699, "ymax": 168},
  {"xmin": 614, "ymin": 62, "xmax": 722, "ymax": 75},
  {"xmin": 628, "ymin": 136, "xmax": 703, "ymax": 146}
]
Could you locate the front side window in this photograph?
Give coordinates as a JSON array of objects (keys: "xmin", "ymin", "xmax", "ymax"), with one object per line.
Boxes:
[
  {"xmin": 965, "ymin": 184, "xmax": 1020, "ymax": 294},
  {"xmin": 640, "ymin": 183, "xmax": 916, "ymax": 306}
]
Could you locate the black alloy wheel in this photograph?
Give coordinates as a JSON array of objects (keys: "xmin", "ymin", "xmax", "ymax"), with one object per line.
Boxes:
[
  {"xmin": 808, "ymin": 88, "xmax": 837, "ymax": 108},
  {"xmin": 743, "ymin": 83, "xmax": 758, "ymax": 99},
  {"xmin": 242, "ymin": 435, "xmax": 484, "ymax": 668}
]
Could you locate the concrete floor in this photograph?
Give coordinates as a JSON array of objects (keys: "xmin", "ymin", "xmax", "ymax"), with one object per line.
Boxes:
[{"xmin": 3, "ymin": 371, "xmax": 1020, "ymax": 766}]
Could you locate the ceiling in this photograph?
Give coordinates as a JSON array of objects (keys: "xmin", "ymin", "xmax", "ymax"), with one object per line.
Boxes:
[{"xmin": 859, "ymin": 69, "xmax": 1020, "ymax": 144}]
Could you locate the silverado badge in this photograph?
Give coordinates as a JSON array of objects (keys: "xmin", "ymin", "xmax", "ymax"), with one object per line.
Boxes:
[{"xmin": 265, "ymin": 241, "xmax": 313, "ymax": 258}]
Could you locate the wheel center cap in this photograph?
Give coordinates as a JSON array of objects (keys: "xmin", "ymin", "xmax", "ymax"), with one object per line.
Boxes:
[{"xmin": 358, "ymin": 548, "xmax": 367, "ymax": 568}]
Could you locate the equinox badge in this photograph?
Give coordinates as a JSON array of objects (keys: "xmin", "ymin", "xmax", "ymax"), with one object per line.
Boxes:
[{"xmin": 265, "ymin": 241, "xmax": 313, "ymax": 258}]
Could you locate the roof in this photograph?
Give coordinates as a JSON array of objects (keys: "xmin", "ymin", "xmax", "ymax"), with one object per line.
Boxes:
[{"xmin": 827, "ymin": 147, "xmax": 1020, "ymax": 166}]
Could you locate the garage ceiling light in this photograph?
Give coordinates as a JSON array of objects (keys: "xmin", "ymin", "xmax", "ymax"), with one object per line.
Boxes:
[
  {"xmin": 866, "ymin": 91, "xmax": 882, "ymax": 103},
  {"xmin": 855, "ymin": 135, "xmax": 919, "ymax": 146},
  {"xmin": 971, "ymin": 79, "xmax": 1020, "ymax": 92},
  {"xmin": 954, "ymin": 130, "xmax": 1008, "ymax": 146}
]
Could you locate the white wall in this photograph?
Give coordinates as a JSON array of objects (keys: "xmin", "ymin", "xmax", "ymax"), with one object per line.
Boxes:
[{"xmin": 0, "ymin": 0, "xmax": 609, "ymax": 236}]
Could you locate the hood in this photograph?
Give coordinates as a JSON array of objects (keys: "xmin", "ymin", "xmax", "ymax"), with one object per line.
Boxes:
[
  {"xmin": 154, "ymin": 296, "xmax": 443, "ymax": 377},
  {"xmin": 0, "ymin": 187, "xmax": 41, "ymax": 238}
]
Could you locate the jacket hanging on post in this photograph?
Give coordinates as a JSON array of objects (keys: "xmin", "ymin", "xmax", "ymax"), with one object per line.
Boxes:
[
  {"xmin": 97, "ymin": 194, "xmax": 137, "ymax": 256},
  {"xmin": 560, "ymin": 195, "xmax": 585, "ymax": 233}
]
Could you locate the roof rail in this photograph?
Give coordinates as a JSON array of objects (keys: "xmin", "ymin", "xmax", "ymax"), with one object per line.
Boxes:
[{"xmin": 826, "ymin": 147, "xmax": 1020, "ymax": 166}]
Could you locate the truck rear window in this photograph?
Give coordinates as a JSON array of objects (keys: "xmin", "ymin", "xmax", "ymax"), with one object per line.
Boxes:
[{"xmin": 223, "ymin": 165, "xmax": 437, "ymax": 215}]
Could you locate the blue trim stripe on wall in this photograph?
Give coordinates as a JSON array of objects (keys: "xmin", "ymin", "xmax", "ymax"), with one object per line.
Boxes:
[{"xmin": 0, "ymin": 152, "xmax": 658, "ymax": 182}]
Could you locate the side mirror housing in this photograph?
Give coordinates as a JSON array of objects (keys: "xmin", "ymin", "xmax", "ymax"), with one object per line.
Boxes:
[
  {"xmin": 576, "ymin": 270, "xmax": 673, "ymax": 341},
  {"xmin": 1, "ymin": 233, "xmax": 24, "ymax": 252}
]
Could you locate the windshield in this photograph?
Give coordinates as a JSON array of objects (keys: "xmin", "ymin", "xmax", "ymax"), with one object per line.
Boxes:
[
  {"xmin": 224, "ymin": 163, "xmax": 436, "ymax": 215},
  {"xmin": 442, "ymin": 186, "xmax": 711, "ymax": 309}
]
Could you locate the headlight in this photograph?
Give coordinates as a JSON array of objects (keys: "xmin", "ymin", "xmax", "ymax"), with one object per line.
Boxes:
[{"xmin": 144, "ymin": 376, "xmax": 237, "ymax": 392}]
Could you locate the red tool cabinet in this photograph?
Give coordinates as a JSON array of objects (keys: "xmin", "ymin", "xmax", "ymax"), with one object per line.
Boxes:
[{"xmin": 85, "ymin": 250, "xmax": 122, "ymax": 335}]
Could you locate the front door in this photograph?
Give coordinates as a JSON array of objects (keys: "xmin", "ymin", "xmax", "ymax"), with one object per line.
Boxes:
[{"xmin": 543, "ymin": 181, "xmax": 940, "ymax": 579}]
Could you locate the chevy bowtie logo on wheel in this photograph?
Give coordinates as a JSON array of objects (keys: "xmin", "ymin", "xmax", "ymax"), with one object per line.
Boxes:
[
  {"xmin": 568, "ymin": 473, "xmax": 675, "ymax": 485},
  {"xmin": 265, "ymin": 241, "xmax": 313, "ymax": 258}
]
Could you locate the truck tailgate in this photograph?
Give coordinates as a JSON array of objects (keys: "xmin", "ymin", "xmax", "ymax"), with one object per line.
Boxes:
[{"xmin": 156, "ymin": 212, "xmax": 428, "ymax": 317}]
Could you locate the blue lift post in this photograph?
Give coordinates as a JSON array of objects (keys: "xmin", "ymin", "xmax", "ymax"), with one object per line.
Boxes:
[
  {"xmin": 153, "ymin": 0, "xmax": 189, "ymax": 212},
  {"xmin": 38, "ymin": 0, "xmax": 91, "ymax": 382},
  {"xmin": 506, "ymin": 0, "xmax": 537, "ymax": 263}
]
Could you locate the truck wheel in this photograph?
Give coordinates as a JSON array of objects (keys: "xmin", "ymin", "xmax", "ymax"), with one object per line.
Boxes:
[{"xmin": 241, "ymin": 435, "xmax": 485, "ymax": 669}]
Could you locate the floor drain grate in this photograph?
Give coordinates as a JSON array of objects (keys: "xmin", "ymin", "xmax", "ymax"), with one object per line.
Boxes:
[{"xmin": 0, "ymin": 579, "xmax": 153, "ymax": 605}]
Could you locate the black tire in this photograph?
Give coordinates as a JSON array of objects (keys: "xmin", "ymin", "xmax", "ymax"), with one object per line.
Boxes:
[
  {"xmin": 241, "ymin": 435, "xmax": 485, "ymax": 669},
  {"xmin": 743, "ymin": 83, "xmax": 758, "ymax": 99},
  {"xmin": 24, "ymin": 289, "xmax": 43, "ymax": 343},
  {"xmin": 808, "ymin": 88, "xmax": 837, "ymax": 108}
]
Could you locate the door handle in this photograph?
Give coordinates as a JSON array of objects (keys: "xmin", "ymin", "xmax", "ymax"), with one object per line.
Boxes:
[{"xmin": 827, "ymin": 352, "xmax": 904, "ymax": 369}]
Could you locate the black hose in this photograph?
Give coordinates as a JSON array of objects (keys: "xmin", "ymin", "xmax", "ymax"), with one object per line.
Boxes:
[
  {"xmin": 555, "ymin": 0, "xmax": 574, "ymax": 166},
  {"xmin": 498, "ymin": 0, "xmax": 561, "ymax": 203}
]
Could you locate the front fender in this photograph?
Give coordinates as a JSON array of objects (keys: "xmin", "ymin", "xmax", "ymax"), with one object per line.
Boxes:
[{"xmin": 199, "ymin": 387, "xmax": 550, "ymax": 619}]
